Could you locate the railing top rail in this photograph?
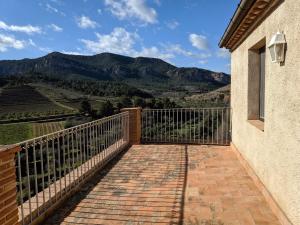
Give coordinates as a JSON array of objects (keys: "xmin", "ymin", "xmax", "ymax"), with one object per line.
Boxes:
[
  {"xmin": 142, "ymin": 107, "xmax": 231, "ymax": 111},
  {"xmin": 12, "ymin": 111, "xmax": 129, "ymax": 147}
]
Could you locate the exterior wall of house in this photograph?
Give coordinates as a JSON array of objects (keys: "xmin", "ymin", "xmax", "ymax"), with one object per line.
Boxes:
[{"xmin": 231, "ymin": 0, "xmax": 300, "ymax": 224}]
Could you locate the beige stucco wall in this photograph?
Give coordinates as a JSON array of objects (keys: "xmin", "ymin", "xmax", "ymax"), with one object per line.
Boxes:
[{"xmin": 231, "ymin": 0, "xmax": 300, "ymax": 224}]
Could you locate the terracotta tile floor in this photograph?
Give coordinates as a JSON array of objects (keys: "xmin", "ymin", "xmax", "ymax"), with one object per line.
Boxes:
[{"xmin": 45, "ymin": 145, "xmax": 281, "ymax": 225}]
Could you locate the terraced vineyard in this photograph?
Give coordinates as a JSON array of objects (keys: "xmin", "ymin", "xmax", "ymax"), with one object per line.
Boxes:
[
  {"xmin": 32, "ymin": 121, "xmax": 65, "ymax": 137},
  {"xmin": 0, "ymin": 85, "xmax": 75, "ymax": 121},
  {"xmin": 34, "ymin": 84, "xmax": 108, "ymax": 111}
]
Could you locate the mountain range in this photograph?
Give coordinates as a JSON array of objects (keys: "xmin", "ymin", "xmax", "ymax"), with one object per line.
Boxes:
[{"xmin": 0, "ymin": 52, "xmax": 230, "ymax": 88}]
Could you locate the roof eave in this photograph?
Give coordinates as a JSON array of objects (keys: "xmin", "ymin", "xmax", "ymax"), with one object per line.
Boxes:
[
  {"xmin": 219, "ymin": 0, "xmax": 283, "ymax": 51},
  {"xmin": 219, "ymin": 0, "xmax": 256, "ymax": 49}
]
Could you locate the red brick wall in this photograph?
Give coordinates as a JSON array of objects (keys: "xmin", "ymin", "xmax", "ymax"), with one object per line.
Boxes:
[
  {"xmin": 121, "ymin": 108, "xmax": 141, "ymax": 145},
  {"xmin": 0, "ymin": 146, "xmax": 20, "ymax": 225}
]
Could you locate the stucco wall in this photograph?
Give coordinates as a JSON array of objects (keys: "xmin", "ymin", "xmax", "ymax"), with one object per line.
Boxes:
[{"xmin": 231, "ymin": 0, "xmax": 300, "ymax": 224}]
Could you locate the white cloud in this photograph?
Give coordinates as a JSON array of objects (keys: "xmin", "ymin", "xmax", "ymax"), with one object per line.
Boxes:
[
  {"xmin": 137, "ymin": 46, "xmax": 174, "ymax": 60},
  {"xmin": 104, "ymin": 0, "xmax": 157, "ymax": 24},
  {"xmin": 165, "ymin": 20, "xmax": 179, "ymax": 30},
  {"xmin": 189, "ymin": 33, "xmax": 209, "ymax": 50},
  {"xmin": 167, "ymin": 44, "xmax": 211, "ymax": 59},
  {"xmin": 46, "ymin": 3, "xmax": 65, "ymax": 16},
  {"xmin": 0, "ymin": 34, "xmax": 25, "ymax": 52},
  {"xmin": 167, "ymin": 44, "xmax": 194, "ymax": 57},
  {"xmin": 217, "ymin": 48, "xmax": 230, "ymax": 58},
  {"xmin": 62, "ymin": 50, "xmax": 84, "ymax": 55},
  {"xmin": 39, "ymin": 47, "xmax": 52, "ymax": 53},
  {"xmin": 28, "ymin": 39, "xmax": 36, "ymax": 47},
  {"xmin": 81, "ymin": 27, "xmax": 138, "ymax": 55},
  {"xmin": 48, "ymin": 24, "xmax": 63, "ymax": 32},
  {"xmin": 199, "ymin": 60, "xmax": 208, "ymax": 65},
  {"xmin": 0, "ymin": 21, "xmax": 41, "ymax": 35},
  {"xmin": 97, "ymin": 9, "xmax": 102, "ymax": 14},
  {"xmin": 76, "ymin": 15, "xmax": 98, "ymax": 29},
  {"xmin": 80, "ymin": 27, "xmax": 173, "ymax": 61}
]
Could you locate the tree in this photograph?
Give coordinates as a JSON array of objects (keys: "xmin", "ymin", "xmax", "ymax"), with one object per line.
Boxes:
[
  {"xmin": 118, "ymin": 96, "xmax": 132, "ymax": 108},
  {"xmin": 98, "ymin": 101, "xmax": 114, "ymax": 118},
  {"xmin": 80, "ymin": 99, "xmax": 92, "ymax": 115},
  {"xmin": 133, "ymin": 97, "xmax": 146, "ymax": 108},
  {"xmin": 162, "ymin": 97, "xmax": 177, "ymax": 108},
  {"xmin": 145, "ymin": 98, "xmax": 155, "ymax": 108}
]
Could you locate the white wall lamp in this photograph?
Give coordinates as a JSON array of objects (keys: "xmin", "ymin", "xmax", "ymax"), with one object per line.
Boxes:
[{"xmin": 268, "ymin": 31, "xmax": 286, "ymax": 63}]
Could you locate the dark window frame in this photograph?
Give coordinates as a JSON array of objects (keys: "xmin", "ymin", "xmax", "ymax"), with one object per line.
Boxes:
[{"xmin": 259, "ymin": 46, "xmax": 265, "ymax": 121}]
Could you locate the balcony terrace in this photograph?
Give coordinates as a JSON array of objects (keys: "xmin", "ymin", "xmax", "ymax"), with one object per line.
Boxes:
[{"xmin": 0, "ymin": 108, "xmax": 281, "ymax": 225}]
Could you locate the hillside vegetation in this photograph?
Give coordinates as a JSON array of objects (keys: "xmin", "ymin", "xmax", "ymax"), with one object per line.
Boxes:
[{"xmin": 0, "ymin": 52, "xmax": 230, "ymax": 95}]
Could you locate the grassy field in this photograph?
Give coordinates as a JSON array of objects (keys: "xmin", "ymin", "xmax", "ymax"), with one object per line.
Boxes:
[{"xmin": 0, "ymin": 123, "xmax": 33, "ymax": 145}]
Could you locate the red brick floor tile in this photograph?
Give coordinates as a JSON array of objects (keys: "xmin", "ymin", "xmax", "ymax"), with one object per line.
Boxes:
[{"xmin": 44, "ymin": 145, "xmax": 281, "ymax": 225}]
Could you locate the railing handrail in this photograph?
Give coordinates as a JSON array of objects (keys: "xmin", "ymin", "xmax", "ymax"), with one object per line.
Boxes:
[
  {"xmin": 15, "ymin": 111, "xmax": 129, "ymax": 146},
  {"xmin": 142, "ymin": 107, "xmax": 230, "ymax": 111}
]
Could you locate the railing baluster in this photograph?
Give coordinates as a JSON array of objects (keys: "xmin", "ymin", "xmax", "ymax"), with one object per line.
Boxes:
[
  {"xmin": 198, "ymin": 109, "xmax": 200, "ymax": 144},
  {"xmin": 217, "ymin": 108, "xmax": 219, "ymax": 145},
  {"xmin": 79, "ymin": 128, "xmax": 83, "ymax": 180},
  {"xmin": 202, "ymin": 109, "xmax": 204, "ymax": 144},
  {"xmin": 164, "ymin": 109, "xmax": 166, "ymax": 142},
  {"xmin": 71, "ymin": 130, "xmax": 75, "ymax": 185},
  {"xmin": 62, "ymin": 133, "xmax": 66, "ymax": 192},
  {"xmin": 221, "ymin": 108, "xmax": 224, "ymax": 145},
  {"xmin": 92, "ymin": 124, "xmax": 96, "ymax": 167},
  {"xmin": 100, "ymin": 121, "xmax": 104, "ymax": 163},
  {"xmin": 25, "ymin": 143, "xmax": 32, "ymax": 223},
  {"xmin": 193, "ymin": 110, "xmax": 196, "ymax": 143},
  {"xmin": 176, "ymin": 109, "xmax": 179, "ymax": 143},
  {"xmin": 40, "ymin": 139, "xmax": 45, "ymax": 209},
  {"xmin": 89, "ymin": 123, "xmax": 92, "ymax": 167},
  {"xmin": 46, "ymin": 137, "xmax": 51, "ymax": 204},
  {"xmin": 96, "ymin": 121, "xmax": 99, "ymax": 164},
  {"xmin": 32, "ymin": 140, "xmax": 39, "ymax": 216},
  {"xmin": 68, "ymin": 130, "xmax": 72, "ymax": 188},
  {"xmin": 57, "ymin": 135, "xmax": 62, "ymax": 199},
  {"xmin": 190, "ymin": 109, "xmax": 192, "ymax": 142},
  {"xmin": 169, "ymin": 109, "xmax": 171, "ymax": 142},
  {"xmin": 105, "ymin": 119, "xmax": 108, "ymax": 158},
  {"xmin": 87, "ymin": 125, "xmax": 91, "ymax": 170},
  {"xmin": 52, "ymin": 138, "xmax": 57, "ymax": 202}
]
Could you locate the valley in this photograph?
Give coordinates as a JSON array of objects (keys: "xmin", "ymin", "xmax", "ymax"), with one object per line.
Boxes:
[{"xmin": 0, "ymin": 52, "xmax": 230, "ymax": 145}]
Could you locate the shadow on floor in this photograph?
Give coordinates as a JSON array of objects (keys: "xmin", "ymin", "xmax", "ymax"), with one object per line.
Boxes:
[{"xmin": 44, "ymin": 145, "xmax": 189, "ymax": 225}]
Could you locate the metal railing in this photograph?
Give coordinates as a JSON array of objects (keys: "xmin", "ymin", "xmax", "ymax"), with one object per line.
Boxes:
[
  {"xmin": 141, "ymin": 108, "xmax": 231, "ymax": 145},
  {"xmin": 15, "ymin": 112, "xmax": 129, "ymax": 225}
]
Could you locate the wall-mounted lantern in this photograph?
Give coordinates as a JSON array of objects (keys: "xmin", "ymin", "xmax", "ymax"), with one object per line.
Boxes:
[{"xmin": 268, "ymin": 31, "xmax": 286, "ymax": 63}]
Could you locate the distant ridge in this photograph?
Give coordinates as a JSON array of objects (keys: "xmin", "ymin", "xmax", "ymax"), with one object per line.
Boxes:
[{"xmin": 0, "ymin": 52, "xmax": 230, "ymax": 85}]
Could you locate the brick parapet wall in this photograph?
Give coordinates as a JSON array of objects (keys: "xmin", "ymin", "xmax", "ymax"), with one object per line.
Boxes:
[
  {"xmin": 0, "ymin": 146, "xmax": 20, "ymax": 225},
  {"xmin": 121, "ymin": 108, "xmax": 141, "ymax": 145}
]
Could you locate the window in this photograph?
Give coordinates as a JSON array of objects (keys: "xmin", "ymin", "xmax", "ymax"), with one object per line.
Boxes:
[
  {"xmin": 247, "ymin": 38, "xmax": 266, "ymax": 130},
  {"xmin": 259, "ymin": 47, "xmax": 265, "ymax": 121}
]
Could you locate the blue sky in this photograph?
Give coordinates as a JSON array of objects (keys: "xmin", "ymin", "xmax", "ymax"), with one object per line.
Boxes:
[{"xmin": 0, "ymin": 0, "xmax": 239, "ymax": 73}]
